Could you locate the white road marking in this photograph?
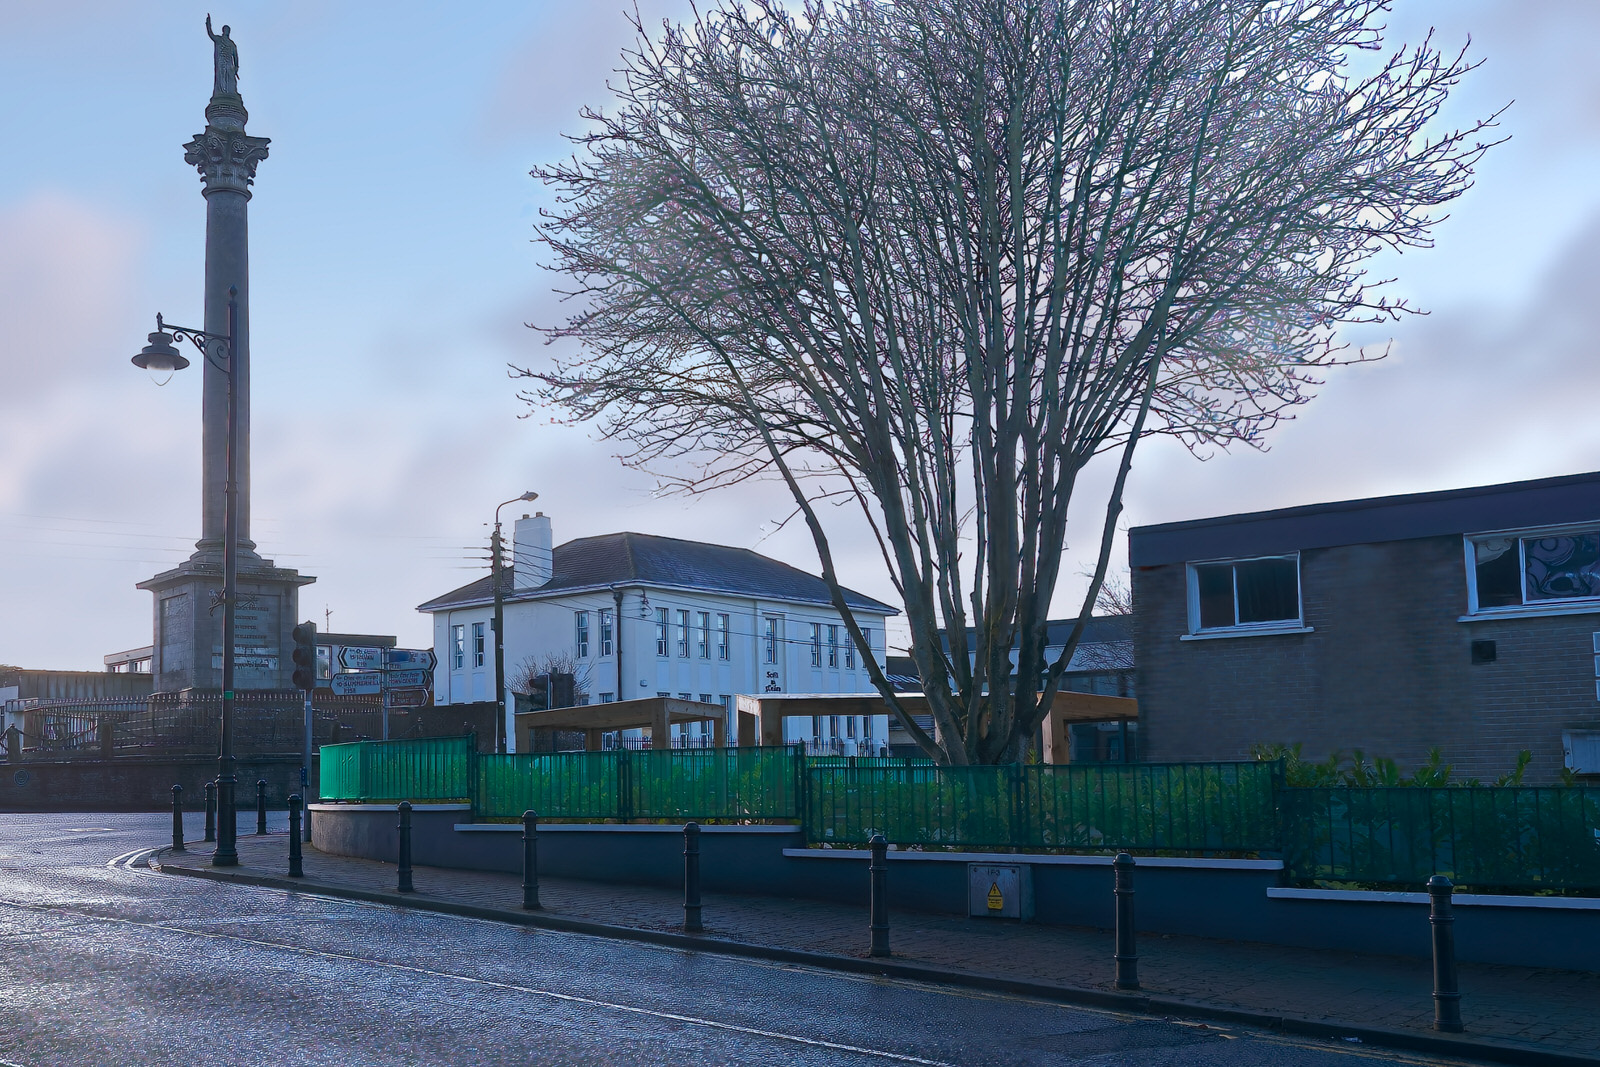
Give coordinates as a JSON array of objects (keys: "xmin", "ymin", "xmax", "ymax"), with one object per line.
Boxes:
[{"xmin": 0, "ymin": 901, "xmax": 957, "ymax": 1066}]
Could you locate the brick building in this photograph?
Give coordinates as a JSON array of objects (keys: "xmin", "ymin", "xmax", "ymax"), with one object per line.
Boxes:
[{"xmin": 1129, "ymin": 471, "xmax": 1600, "ymax": 783}]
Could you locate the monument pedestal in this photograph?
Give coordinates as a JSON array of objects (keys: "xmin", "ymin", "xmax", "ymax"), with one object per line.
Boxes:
[{"xmin": 140, "ymin": 555, "xmax": 313, "ymax": 693}]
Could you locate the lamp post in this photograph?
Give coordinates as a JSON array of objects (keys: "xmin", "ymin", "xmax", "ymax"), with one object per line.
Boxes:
[
  {"xmin": 133, "ymin": 290, "xmax": 242, "ymax": 867},
  {"xmin": 493, "ymin": 492, "xmax": 538, "ymax": 754}
]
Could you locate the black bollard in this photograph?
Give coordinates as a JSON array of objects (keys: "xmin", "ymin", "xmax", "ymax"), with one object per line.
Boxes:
[
  {"xmin": 396, "ymin": 801, "xmax": 414, "ymax": 893},
  {"xmin": 256, "ymin": 779, "xmax": 268, "ymax": 835},
  {"xmin": 683, "ymin": 822, "xmax": 703, "ymax": 932},
  {"xmin": 522, "ymin": 810, "xmax": 541, "ymax": 910},
  {"xmin": 204, "ymin": 780, "xmax": 217, "ymax": 843},
  {"xmin": 170, "ymin": 784, "xmax": 185, "ymax": 852},
  {"xmin": 868, "ymin": 833, "xmax": 890, "ymax": 957},
  {"xmin": 1428, "ymin": 875, "xmax": 1464, "ymax": 1032},
  {"xmin": 1114, "ymin": 852, "xmax": 1140, "ymax": 990},
  {"xmin": 287, "ymin": 795, "xmax": 304, "ymax": 878}
]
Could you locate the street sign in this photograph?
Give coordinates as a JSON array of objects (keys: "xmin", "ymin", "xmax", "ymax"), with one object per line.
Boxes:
[
  {"xmin": 330, "ymin": 672, "xmax": 383, "ymax": 696},
  {"xmin": 382, "ymin": 668, "xmax": 431, "ymax": 689},
  {"xmin": 383, "ymin": 687, "xmax": 431, "ymax": 709},
  {"xmin": 385, "ymin": 648, "xmax": 437, "ymax": 671},
  {"xmin": 339, "ymin": 646, "xmax": 385, "ymax": 671}
]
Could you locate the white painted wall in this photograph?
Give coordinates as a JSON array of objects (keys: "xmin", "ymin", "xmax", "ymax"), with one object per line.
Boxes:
[{"xmin": 426, "ymin": 585, "xmax": 890, "ymax": 752}]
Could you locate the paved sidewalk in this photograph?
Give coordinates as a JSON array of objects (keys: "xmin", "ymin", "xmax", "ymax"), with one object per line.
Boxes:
[{"xmin": 158, "ymin": 833, "xmax": 1599, "ymax": 1064}]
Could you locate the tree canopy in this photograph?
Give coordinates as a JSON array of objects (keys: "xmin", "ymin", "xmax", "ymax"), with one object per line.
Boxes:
[{"xmin": 521, "ymin": 0, "xmax": 1499, "ymax": 762}]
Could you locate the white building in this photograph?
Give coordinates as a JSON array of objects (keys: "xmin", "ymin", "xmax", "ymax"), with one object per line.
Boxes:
[{"xmin": 416, "ymin": 514, "xmax": 896, "ymax": 752}]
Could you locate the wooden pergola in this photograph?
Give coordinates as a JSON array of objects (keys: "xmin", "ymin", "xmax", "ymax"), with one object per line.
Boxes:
[
  {"xmin": 514, "ymin": 696, "xmax": 727, "ymax": 752},
  {"xmin": 734, "ymin": 690, "xmax": 1137, "ymax": 763}
]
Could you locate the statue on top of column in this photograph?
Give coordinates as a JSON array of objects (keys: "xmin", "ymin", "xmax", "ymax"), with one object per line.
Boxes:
[{"xmin": 206, "ymin": 15, "xmax": 240, "ymax": 98}]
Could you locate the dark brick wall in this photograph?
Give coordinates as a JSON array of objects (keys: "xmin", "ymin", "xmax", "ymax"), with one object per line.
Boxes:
[{"xmin": 1133, "ymin": 535, "xmax": 1600, "ymax": 783}]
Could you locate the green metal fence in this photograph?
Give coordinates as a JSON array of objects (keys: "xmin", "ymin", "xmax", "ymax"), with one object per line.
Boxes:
[
  {"xmin": 1281, "ymin": 786, "xmax": 1600, "ymax": 890},
  {"xmin": 803, "ymin": 760, "xmax": 1280, "ymax": 851},
  {"xmin": 476, "ymin": 746, "xmax": 801, "ymax": 821},
  {"xmin": 318, "ymin": 736, "xmax": 475, "ymax": 803},
  {"xmin": 313, "ymin": 739, "xmax": 1600, "ymax": 891}
]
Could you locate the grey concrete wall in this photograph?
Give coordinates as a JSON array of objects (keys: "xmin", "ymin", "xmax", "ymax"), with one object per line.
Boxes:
[
  {"xmin": 310, "ymin": 807, "xmax": 1597, "ymax": 972},
  {"xmin": 1133, "ymin": 535, "xmax": 1600, "ymax": 783},
  {"xmin": 0, "ymin": 756, "xmax": 313, "ymax": 812}
]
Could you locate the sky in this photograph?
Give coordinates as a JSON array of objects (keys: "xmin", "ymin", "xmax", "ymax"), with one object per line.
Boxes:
[{"xmin": 2, "ymin": 0, "xmax": 1597, "ymax": 670}]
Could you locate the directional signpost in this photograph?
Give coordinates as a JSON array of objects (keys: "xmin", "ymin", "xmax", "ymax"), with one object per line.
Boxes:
[
  {"xmin": 332, "ymin": 646, "xmax": 435, "ymax": 738},
  {"xmin": 329, "ymin": 672, "xmax": 383, "ymax": 697},
  {"xmin": 338, "ymin": 646, "xmax": 385, "ymax": 671}
]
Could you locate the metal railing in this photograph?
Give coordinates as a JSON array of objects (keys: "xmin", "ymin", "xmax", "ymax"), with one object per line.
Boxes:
[
  {"xmin": 319, "ymin": 736, "xmax": 475, "ymax": 803},
  {"xmin": 477, "ymin": 746, "xmax": 800, "ymax": 821},
  {"xmin": 1282, "ymin": 786, "xmax": 1600, "ymax": 891},
  {"xmin": 308, "ymin": 740, "xmax": 1600, "ymax": 891},
  {"xmin": 803, "ymin": 760, "xmax": 1280, "ymax": 851}
]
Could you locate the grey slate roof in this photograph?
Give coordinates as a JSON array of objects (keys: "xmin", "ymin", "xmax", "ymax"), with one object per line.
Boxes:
[
  {"xmin": 417, "ymin": 531, "xmax": 897, "ymax": 615},
  {"xmin": 1129, "ymin": 469, "xmax": 1600, "ymax": 568}
]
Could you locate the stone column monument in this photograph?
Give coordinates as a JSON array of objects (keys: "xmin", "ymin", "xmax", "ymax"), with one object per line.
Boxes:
[{"xmin": 139, "ymin": 19, "xmax": 313, "ymax": 693}]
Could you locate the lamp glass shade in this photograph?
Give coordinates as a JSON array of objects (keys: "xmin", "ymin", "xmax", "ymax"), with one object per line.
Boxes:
[{"xmin": 132, "ymin": 331, "xmax": 189, "ymax": 373}]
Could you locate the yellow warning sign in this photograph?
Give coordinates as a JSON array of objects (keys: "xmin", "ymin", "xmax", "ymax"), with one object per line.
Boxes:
[{"xmin": 986, "ymin": 882, "xmax": 1004, "ymax": 911}]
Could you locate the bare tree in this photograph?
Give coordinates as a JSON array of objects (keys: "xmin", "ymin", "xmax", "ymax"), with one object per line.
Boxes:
[
  {"xmin": 521, "ymin": 0, "xmax": 1499, "ymax": 762},
  {"xmin": 1093, "ymin": 572, "xmax": 1133, "ymax": 617}
]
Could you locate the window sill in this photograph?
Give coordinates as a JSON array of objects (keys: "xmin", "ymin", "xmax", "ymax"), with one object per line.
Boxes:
[
  {"xmin": 1180, "ymin": 625, "xmax": 1313, "ymax": 642},
  {"xmin": 1458, "ymin": 603, "xmax": 1600, "ymax": 622}
]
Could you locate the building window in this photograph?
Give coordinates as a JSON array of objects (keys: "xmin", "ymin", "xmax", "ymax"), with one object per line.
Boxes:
[
  {"xmin": 810, "ymin": 623, "xmax": 822, "ymax": 667},
  {"xmin": 599, "ymin": 692, "xmax": 614, "ymax": 703},
  {"xmin": 656, "ymin": 607, "xmax": 670, "ymax": 656},
  {"xmin": 451, "ymin": 624, "xmax": 465, "ymax": 670},
  {"xmin": 599, "ymin": 610, "xmax": 613, "ymax": 657},
  {"xmin": 472, "ymin": 622, "xmax": 486, "ymax": 668},
  {"xmin": 698, "ymin": 693, "xmax": 712, "ymax": 704},
  {"xmin": 764, "ymin": 617, "xmax": 780, "ymax": 664},
  {"xmin": 677, "ymin": 609, "xmax": 691, "ymax": 657},
  {"xmin": 846, "ymin": 716, "xmax": 856, "ymax": 738},
  {"xmin": 717, "ymin": 613, "xmax": 731, "ymax": 660},
  {"xmin": 844, "ymin": 633, "xmax": 855, "ymax": 670},
  {"xmin": 1187, "ymin": 555, "xmax": 1301, "ymax": 631},
  {"xmin": 575, "ymin": 611, "xmax": 590, "ymax": 658},
  {"xmin": 697, "ymin": 611, "xmax": 711, "ymax": 658},
  {"xmin": 1469, "ymin": 527, "xmax": 1600, "ymax": 611},
  {"xmin": 827, "ymin": 624, "xmax": 839, "ymax": 668}
]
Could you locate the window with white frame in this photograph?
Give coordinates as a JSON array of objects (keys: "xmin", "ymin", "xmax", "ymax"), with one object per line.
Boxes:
[
  {"xmin": 763, "ymin": 617, "xmax": 780, "ymax": 664},
  {"xmin": 716, "ymin": 613, "xmax": 730, "ymax": 660},
  {"xmin": 697, "ymin": 611, "xmax": 711, "ymax": 658},
  {"xmin": 810, "ymin": 623, "xmax": 822, "ymax": 667},
  {"xmin": 1469, "ymin": 527, "xmax": 1600, "ymax": 612},
  {"xmin": 575, "ymin": 611, "xmax": 590, "ymax": 658},
  {"xmin": 677, "ymin": 609, "xmax": 691, "ymax": 657},
  {"xmin": 599, "ymin": 610, "xmax": 613, "ymax": 657},
  {"xmin": 827, "ymin": 624, "xmax": 839, "ymax": 668},
  {"xmin": 451, "ymin": 624, "xmax": 465, "ymax": 670},
  {"xmin": 844, "ymin": 632, "xmax": 855, "ymax": 670},
  {"xmin": 656, "ymin": 607, "xmax": 670, "ymax": 656},
  {"xmin": 472, "ymin": 622, "xmax": 486, "ymax": 667},
  {"xmin": 1187, "ymin": 555, "xmax": 1301, "ymax": 632}
]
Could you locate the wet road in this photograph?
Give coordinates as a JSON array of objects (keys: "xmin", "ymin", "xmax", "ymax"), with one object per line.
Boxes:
[{"xmin": 0, "ymin": 812, "xmax": 1483, "ymax": 1066}]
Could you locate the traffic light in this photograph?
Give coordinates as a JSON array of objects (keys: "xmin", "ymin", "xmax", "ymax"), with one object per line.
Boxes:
[
  {"xmin": 527, "ymin": 673, "xmax": 550, "ymax": 712},
  {"xmin": 291, "ymin": 622, "xmax": 317, "ymax": 692}
]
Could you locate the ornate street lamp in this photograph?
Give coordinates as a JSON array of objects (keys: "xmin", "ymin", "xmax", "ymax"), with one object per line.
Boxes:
[
  {"xmin": 133, "ymin": 288, "xmax": 242, "ymax": 867},
  {"xmin": 493, "ymin": 491, "xmax": 538, "ymax": 754}
]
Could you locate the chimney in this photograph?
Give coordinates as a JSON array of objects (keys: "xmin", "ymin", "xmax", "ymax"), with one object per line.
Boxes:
[{"xmin": 513, "ymin": 512, "xmax": 553, "ymax": 589}]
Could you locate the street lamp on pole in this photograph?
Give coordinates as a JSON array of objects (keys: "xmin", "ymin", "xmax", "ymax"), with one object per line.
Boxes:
[
  {"xmin": 133, "ymin": 289, "xmax": 242, "ymax": 867},
  {"xmin": 493, "ymin": 491, "xmax": 538, "ymax": 754}
]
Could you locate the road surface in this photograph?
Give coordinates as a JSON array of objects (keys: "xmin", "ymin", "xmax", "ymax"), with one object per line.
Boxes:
[{"xmin": 0, "ymin": 812, "xmax": 1486, "ymax": 1066}]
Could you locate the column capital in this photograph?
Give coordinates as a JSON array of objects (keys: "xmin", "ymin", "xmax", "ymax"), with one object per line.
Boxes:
[{"xmin": 183, "ymin": 127, "xmax": 271, "ymax": 196}]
